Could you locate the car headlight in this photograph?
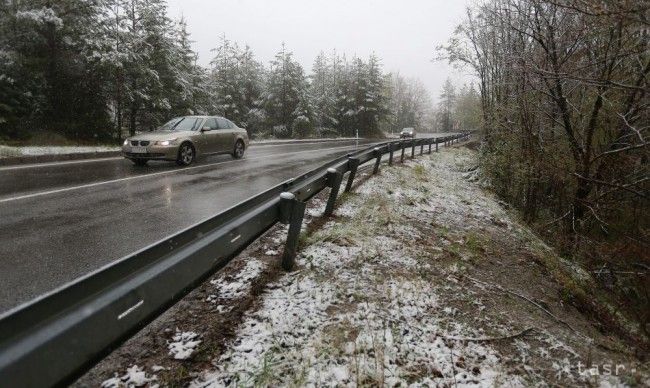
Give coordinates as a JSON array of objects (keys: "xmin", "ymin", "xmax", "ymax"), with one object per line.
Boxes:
[
  {"xmin": 155, "ymin": 139, "xmax": 175, "ymax": 146},
  {"xmin": 123, "ymin": 139, "xmax": 129, "ymax": 146}
]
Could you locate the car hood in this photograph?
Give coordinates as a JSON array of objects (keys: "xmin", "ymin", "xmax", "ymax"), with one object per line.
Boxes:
[{"xmin": 128, "ymin": 130, "xmax": 192, "ymax": 141}]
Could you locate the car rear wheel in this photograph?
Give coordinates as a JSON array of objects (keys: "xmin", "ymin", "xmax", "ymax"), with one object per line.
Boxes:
[
  {"xmin": 176, "ymin": 143, "xmax": 195, "ymax": 166},
  {"xmin": 232, "ymin": 140, "xmax": 245, "ymax": 159},
  {"xmin": 132, "ymin": 159, "xmax": 148, "ymax": 166}
]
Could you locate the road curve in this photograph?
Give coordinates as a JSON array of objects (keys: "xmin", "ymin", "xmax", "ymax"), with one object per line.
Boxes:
[{"xmin": 0, "ymin": 140, "xmax": 380, "ymax": 313}]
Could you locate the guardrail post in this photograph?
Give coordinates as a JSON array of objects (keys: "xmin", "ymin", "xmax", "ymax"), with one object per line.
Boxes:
[
  {"xmin": 420, "ymin": 142, "xmax": 424, "ymax": 155},
  {"xmin": 324, "ymin": 168, "xmax": 343, "ymax": 216},
  {"xmin": 428, "ymin": 141, "xmax": 432, "ymax": 154},
  {"xmin": 279, "ymin": 192, "xmax": 306, "ymax": 271},
  {"xmin": 400, "ymin": 141, "xmax": 406, "ymax": 162},
  {"xmin": 344, "ymin": 157, "xmax": 360, "ymax": 192},
  {"xmin": 372, "ymin": 147, "xmax": 382, "ymax": 174},
  {"xmin": 388, "ymin": 143, "xmax": 394, "ymax": 166},
  {"xmin": 411, "ymin": 140, "xmax": 416, "ymax": 159}
]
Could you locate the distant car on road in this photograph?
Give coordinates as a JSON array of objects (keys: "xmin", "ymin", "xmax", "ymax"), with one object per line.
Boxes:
[
  {"xmin": 399, "ymin": 127, "xmax": 416, "ymax": 139},
  {"xmin": 122, "ymin": 116, "xmax": 249, "ymax": 166}
]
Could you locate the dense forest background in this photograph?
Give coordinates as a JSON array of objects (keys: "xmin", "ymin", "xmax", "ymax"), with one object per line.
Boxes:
[
  {"xmin": 440, "ymin": 0, "xmax": 648, "ymax": 340},
  {"xmin": 0, "ymin": 0, "xmax": 481, "ymax": 143}
]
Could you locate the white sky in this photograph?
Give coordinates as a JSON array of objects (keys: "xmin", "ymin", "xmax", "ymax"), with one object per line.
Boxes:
[{"xmin": 166, "ymin": 0, "xmax": 474, "ymax": 103}]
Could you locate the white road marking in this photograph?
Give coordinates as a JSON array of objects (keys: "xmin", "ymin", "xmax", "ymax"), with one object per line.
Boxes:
[
  {"xmin": 0, "ymin": 157, "xmax": 122, "ymax": 171},
  {"xmin": 0, "ymin": 144, "xmax": 373, "ymax": 204}
]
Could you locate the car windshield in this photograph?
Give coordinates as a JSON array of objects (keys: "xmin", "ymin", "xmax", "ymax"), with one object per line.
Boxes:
[{"xmin": 159, "ymin": 117, "xmax": 202, "ymax": 131}]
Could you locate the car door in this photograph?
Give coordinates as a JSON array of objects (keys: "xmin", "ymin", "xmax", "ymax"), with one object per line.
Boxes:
[
  {"xmin": 216, "ymin": 117, "xmax": 235, "ymax": 152},
  {"xmin": 200, "ymin": 117, "xmax": 220, "ymax": 154}
]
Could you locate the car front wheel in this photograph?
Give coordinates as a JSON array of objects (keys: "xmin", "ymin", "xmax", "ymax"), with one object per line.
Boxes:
[
  {"xmin": 232, "ymin": 140, "xmax": 245, "ymax": 159},
  {"xmin": 176, "ymin": 143, "xmax": 195, "ymax": 166}
]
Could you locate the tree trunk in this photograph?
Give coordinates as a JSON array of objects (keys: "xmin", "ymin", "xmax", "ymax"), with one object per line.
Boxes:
[{"xmin": 129, "ymin": 107, "xmax": 137, "ymax": 136}]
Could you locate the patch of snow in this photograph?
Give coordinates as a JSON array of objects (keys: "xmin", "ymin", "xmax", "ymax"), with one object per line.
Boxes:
[
  {"xmin": 207, "ymin": 259, "xmax": 265, "ymax": 302},
  {"xmin": 168, "ymin": 330, "xmax": 202, "ymax": 360},
  {"xmin": 101, "ymin": 365, "xmax": 157, "ymax": 388}
]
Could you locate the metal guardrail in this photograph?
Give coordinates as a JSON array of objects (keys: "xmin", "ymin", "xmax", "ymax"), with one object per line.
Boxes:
[{"xmin": 0, "ymin": 133, "xmax": 470, "ymax": 387}]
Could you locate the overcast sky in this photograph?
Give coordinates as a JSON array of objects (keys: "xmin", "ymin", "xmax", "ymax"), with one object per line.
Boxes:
[{"xmin": 166, "ymin": 0, "xmax": 474, "ymax": 103}]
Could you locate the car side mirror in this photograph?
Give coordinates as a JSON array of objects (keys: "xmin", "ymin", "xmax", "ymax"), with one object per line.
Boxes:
[{"xmin": 201, "ymin": 127, "xmax": 210, "ymax": 132}]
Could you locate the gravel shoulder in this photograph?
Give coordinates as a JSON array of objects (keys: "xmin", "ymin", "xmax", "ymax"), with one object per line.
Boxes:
[{"xmin": 78, "ymin": 146, "xmax": 648, "ymax": 387}]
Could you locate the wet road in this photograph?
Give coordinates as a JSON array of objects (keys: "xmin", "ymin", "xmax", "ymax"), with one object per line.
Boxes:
[{"xmin": 0, "ymin": 139, "xmax": 381, "ymax": 313}]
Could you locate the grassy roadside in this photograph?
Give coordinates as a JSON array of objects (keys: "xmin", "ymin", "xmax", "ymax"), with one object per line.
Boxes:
[
  {"xmin": 187, "ymin": 146, "xmax": 647, "ymax": 386},
  {"xmin": 88, "ymin": 145, "xmax": 648, "ymax": 387}
]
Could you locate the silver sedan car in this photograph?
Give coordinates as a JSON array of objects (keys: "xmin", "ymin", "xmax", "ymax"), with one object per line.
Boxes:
[{"xmin": 122, "ymin": 116, "xmax": 249, "ymax": 166}]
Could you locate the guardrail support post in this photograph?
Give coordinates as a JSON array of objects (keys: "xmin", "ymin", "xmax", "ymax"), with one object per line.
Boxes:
[
  {"xmin": 372, "ymin": 147, "xmax": 382, "ymax": 174},
  {"xmin": 436, "ymin": 141, "xmax": 439, "ymax": 152},
  {"xmin": 279, "ymin": 192, "xmax": 306, "ymax": 271},
  {"xmin": 344, "ymin": 157, "xmax": 360, "ymax": 192},
  {"xmin": 400, "ymin": 142, "xmax": 406, "ymax": 162},
  {"xmin": 388, "ymin": 143, "xmax": 394, "ymax": 166},
  {"xmin": 428, "ymin": 141, "xmax": 432, "ymax": 154},
  {"xmin": 324, "ymin": 168, "xmax": 343, "ymax": 216},
  {"xmin": 411, "ymin": 141, "xmax": 416, "ymax": 159},
  {"xmin": 420, "ymin": 142, "xmax": 424, "ymax": 155}
]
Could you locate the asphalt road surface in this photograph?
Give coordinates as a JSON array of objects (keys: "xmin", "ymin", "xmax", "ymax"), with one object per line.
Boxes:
[
  {"xmin": 0, "ymin": 135, "xmax": 456, "ymax": 313},
  {"xmin": 0, "ymin": 140, "xmax": 384, "ymax": 313}
]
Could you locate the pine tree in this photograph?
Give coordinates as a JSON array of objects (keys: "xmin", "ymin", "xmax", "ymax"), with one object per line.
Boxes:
[
  {"xmin": 210, "ymin": 34, "xmax": 240, "ymax": 120},
  {"xmin": 0, "ymin": 0, "xmax": 111, "ymax": 139},
  {"xmin": 309, "ymin": 51, "xmax": 336, "ymax": 130},
  {"xmin": 209, "ymin": 38, "xmax": 264, "ymax": 131},
  {"xmin": 264, "ymin": 43, "xmax": 307, "ymax": 137},
  {"xmin": 359, "ymin": 54, "xmax": 386, "ymax": 137},
  {"xmin": 168, "ymin": 17, "xmax": 208, "ymax": 117},
  {"xmin": 438, "ymin": 78, "xmax": 456, "ymax": 132},
  {"xmin": 292, "ymin": 87, "xmax": 314, "ymax": 138},
  {"xmin": 333, "ymin": 55, "xmax": 356, "ymax": 137},
  {"xmin": 237, "ymin": 45, "xmax": 264, "ymax": 132}
]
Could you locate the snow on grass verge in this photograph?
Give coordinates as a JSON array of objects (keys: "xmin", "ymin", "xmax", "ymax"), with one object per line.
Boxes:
[
  {"xmin": 0, "ymin": 144, "xmax": 119, "ymax": 157},
  {"xmin": 192, "ymin": 149, "xmax": 579, "ymax": 387}
]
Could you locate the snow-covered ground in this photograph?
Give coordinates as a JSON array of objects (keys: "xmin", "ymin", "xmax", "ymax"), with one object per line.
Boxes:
[
  {"xmin": 184, "ymin": 148, "xmax": 639, "ymax": 387},
  {"xmin": 94, "ymin": 146, "xmax": 645, "ymax": 387},
  {"xmin": 0, "ymin": 144, "xmax": 119, "ymax": 157}
]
